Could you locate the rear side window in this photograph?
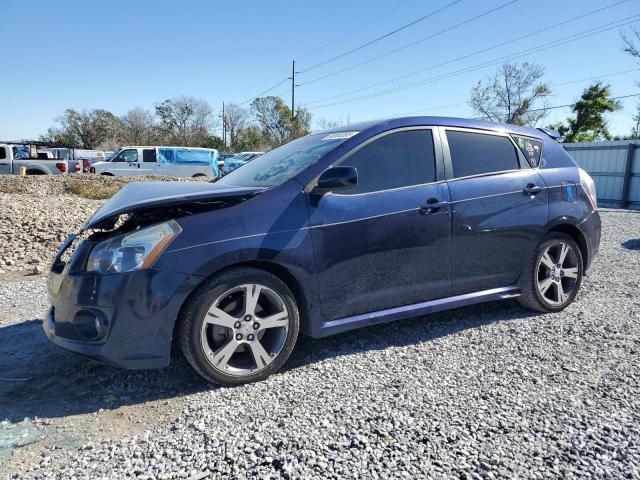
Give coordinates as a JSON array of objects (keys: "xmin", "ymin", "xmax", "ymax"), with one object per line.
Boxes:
[
  {"xmin": 339, "ymin": 130, "xmax": 436, "ymax": 194},
  {"xmin": 513, "ymin": 135, "xmax": 542, "ymax": 167},
  {"xmin": 446, "ymin": 130, "xmax": 520, "ymax": 178},
  {"xmin": 0, "ymin": 147, "xmax": 6, "ymax": 159},
  {"xmin": 143, "ymin": 149, "xmax": 157, "ymax": 162}
]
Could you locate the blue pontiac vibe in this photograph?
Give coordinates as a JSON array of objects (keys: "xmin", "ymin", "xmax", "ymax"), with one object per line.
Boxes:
[{"xmin": 45, "ymin": 117, "xmax": 601, "ymax": 385}]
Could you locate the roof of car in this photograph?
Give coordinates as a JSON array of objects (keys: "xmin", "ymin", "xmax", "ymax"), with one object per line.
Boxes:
[{"xmin": 319, "ymin": 116, "xmax": 546, "ymax": 139}]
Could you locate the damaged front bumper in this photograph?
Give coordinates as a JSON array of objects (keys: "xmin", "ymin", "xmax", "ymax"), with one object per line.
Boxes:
[{"xmin": 45, "ymin": 237, "xmax": 203, "ymax": 369}]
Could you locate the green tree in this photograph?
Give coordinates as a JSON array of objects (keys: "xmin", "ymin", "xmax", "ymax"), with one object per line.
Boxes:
[
  {"xmin": 552, "ymin": 82, "xmax": 622, "ymax": 143},
  {"xmin": 470, "ymin": 62, "xmax": 551, "ymax": 126},
  {"xmin": 251, "ymin": 96, "xmax": 312, "ymax": 148},
  {"xmin": 233, "ymin": 125, "xmax": 266, "ymax": 151},
  {"xmin": 41, "ymin": 108, "xmax": 120, "ymax": 148}
]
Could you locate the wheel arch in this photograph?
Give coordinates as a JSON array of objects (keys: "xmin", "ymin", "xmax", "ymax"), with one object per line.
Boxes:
[
  {"xmin": 25, "ymin": 167, "xmax": 48, "ymax": 175},
  {"xmin": 172, "ymin": 259, "xmax": 313, "ymax": 349},
  {"xmin": 544, "ymin": 222, "xmax": 589, "ymax": 268}
]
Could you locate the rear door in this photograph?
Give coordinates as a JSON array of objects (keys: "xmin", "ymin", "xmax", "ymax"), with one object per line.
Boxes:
[
  {"xmin": 308, "ymin": 127, "xmax": 452, "ymax": 321},
  {"xmin": 441, "ymin": 127, "xmax": 548, "ymax": 295}
]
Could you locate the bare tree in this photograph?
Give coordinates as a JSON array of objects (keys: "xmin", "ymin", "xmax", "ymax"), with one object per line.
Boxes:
[
  {"xmin": 223, "ymin": 103, "xmax": 250, "ymax": 150},
  {"xmin": 622, "ymin": 27, "xmax": 640, "ymax": 59},
  {"xmin": 314, "ymin": 115, "xmax": 351, "ymax": 132},
  {"xmin": 120, "ymin": 107, "xmax": 155, "ymax": 145},
  {"xmin": 470, "ymin": 62, "xmax": 551, "ymax": 126},
  {"xmin": 155, "ymin": 96, "xmax": 217, "ymax": 146}
]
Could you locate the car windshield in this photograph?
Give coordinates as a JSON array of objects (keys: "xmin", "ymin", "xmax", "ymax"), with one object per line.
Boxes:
[
  {"xmin": 106, "ymin": 149, "xmax": 121, "ymax": 161},
  {"xmin": 216, "ymin": 133, "xmax": 354, "ymax": 188}
]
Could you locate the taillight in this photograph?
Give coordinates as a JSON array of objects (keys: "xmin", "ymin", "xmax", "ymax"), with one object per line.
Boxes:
[
  {"xmin": 55, "ymin": 162, "xmax": 67, "ymax": 173},
  {"xmin": 75, "ymin": 161, "xmax": 81, "ymax": 172},
  {"xmin": 579, "ymin": 168, "xmax": 597, "ymax": 210}
]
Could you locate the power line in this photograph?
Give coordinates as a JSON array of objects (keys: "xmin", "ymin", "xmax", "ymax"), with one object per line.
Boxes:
[
  {"xmin": 306, "ymin": 16, "xmax": 640, "ymax": 110},
  {"xmin": 238, "ymin": 77, "xmax": 290, "ymax": 106},
  {"xmin": 299, "ymin": 0, "xmax": 524, "ymax": 86},
  {"xmin": 304, "ymin": 0, "xmax": 631, "ymax": 104},
  {"xmin": 298, "ymin": 0, "xmax": 464, "ymax": 74},
  {"xmin": 528, "ymin": 93, "xmax": 640, "ymax": 113},
  {"xmin": 234, "ymin": 0, "xmax": 416, "ymax": 105},
  {"xmin": 394, "ymin": 68, "xmax": 640, "ymax": 117},
  {"xmin": 551, "ymin": 68, "xmax": 640, "ymax": 87},
  {"xmin": 296, "ymin": 0, "xmax": 416, "ymax": 62}
]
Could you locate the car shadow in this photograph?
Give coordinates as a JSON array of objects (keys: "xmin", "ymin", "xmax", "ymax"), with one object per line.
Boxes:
[{"xmin": 0, "ymin": 299, "xmax": 535, "ymax": 422}]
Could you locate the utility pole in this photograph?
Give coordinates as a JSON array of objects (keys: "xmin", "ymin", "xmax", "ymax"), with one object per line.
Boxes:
[
  {"xmin": 222, "ymin": 102, "xmax": 226, "ymax": 148},
  {"xmin": 291, "ymin": 60, "xmax": 296, "ymax": 121}
]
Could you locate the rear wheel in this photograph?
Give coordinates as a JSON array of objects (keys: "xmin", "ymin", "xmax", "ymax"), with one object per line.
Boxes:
[
  {"xmin": 518, "ymin": 233, "xmax": 583, "ymax": 312},
  {"xmin": 179, "ymin": 268, "xmax": 299, "ymax": 385}
]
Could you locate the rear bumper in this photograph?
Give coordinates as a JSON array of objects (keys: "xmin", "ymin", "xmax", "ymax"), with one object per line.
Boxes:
[
  {"xmin": 579, "ymin": 209, "xmax": 601, "ymax": 274},
  {"xmin": 45, "ymin": 268, "xmax": 202, "ymax": 369}
]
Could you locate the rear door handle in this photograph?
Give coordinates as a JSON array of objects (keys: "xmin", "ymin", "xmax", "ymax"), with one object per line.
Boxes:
[
  {"xmin": 420, "ymin": 198, "xmax": 448, "ymax": 215},
  {"xmin": 524, "ymin": 184, "xmax": 543, "ymax": 196}
]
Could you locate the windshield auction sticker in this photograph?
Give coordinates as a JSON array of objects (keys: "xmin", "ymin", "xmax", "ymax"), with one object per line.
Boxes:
[{"xmin": 322, "ymin": 131, "xmax": 359, "ymax": 140}]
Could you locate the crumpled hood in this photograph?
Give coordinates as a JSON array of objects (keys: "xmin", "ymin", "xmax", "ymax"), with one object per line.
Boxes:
[{"xmin": 85, "ymin": 181, "xmax": 265, "ymax": 229}]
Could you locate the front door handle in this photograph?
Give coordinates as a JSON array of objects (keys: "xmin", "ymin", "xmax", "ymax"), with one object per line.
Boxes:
[
  {"xmin": 524, "ymin": 183, "xmax": 543, "ymax": 196},
  {"xmin": 420, "ymin": 198, "xmax": 448, "ymax": 215}
]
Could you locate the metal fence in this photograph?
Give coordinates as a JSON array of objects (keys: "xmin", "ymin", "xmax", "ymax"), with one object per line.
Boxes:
[{"xmin": 563, "ymin": 140, "xmax": 640, "ymax": 210}]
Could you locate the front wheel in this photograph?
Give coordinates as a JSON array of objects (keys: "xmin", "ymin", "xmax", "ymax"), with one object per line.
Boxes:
[
  {"xmin": 178, "ymin": 268, "xmax": 299, "ymax": 385},
  {"xmin": 518, "ymin": 233, "xmax": 584, "ymax": 312}
]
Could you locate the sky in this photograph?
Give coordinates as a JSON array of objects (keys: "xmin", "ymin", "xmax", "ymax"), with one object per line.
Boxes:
[{"xmin": 1, "ymin": 0, "xmax": 639, "ymax": 140}]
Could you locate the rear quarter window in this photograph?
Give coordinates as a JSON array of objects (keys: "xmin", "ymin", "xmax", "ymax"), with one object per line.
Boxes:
[{"xmin": 513, "ymin": 135, "xmax": 543, "ymax": 167}]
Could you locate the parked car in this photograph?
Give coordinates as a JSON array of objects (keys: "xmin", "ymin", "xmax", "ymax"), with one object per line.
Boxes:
[
  {"xmin": 0, "ymin": 144, "xmax": 74, "ymax": 175},
  {"xmin": 222, "ymin": 151, "xmax": 264, "ymax": 174},
  {"xmin": 218, "ymin": 152, "xmax": 235, "ymax": 171},
  {"xmin": 91, "ymin": 146, "xmax": 219, "ymax": 177},
  {"xmin": 45, "ymin": 116, "xmax": 600, "ymax": 386}
]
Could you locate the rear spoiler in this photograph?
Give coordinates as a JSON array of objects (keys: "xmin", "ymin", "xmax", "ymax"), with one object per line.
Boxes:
[{"xmin": 537, "ymin": 127, "xmax": 561, "ymax": 140}]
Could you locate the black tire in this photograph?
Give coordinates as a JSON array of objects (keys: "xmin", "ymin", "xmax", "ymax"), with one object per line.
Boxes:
[
  {"xmin": 178, "ymin": 267, "xmax": 299, "ymax": 386},
  {"xmin": 518, "ymin": 232, "xmax": 584, "ymax": 312}
]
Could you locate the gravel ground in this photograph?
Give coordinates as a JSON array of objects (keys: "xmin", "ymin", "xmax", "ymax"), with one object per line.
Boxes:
[
  {"xmin": 1, "ymin": 209, "xmax": 639, "ymax": 479},
  {"xmin": 0, "ymin": 175, "xmax": 206, "ymax": 274}
]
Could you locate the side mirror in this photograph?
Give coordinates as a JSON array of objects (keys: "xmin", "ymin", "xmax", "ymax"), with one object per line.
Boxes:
[{"xmin": 316, "ymin": 166, "xmax": 358, "ymax": 191}]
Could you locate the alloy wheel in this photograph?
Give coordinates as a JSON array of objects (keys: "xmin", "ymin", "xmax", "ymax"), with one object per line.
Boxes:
[
  {"xmin": 536, "ymin": 241, "xmax": 580, "ymax": 306},
  {"xmin": 200, "ymin": 284, "xmax": 290, "ymax": 376}
]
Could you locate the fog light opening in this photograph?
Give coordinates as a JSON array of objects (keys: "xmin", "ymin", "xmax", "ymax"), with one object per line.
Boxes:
[{"xmin": 73, "ymin": 310, "xmax": 107, "ymax": 340}]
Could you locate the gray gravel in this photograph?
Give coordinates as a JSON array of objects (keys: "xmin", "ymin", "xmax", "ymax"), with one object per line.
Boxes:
[{"xmin": 2, "ymin": 209, "xmax": 640, "ymax": 479}]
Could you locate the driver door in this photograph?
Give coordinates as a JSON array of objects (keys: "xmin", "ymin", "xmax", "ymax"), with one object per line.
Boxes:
[
  {"xmin": 307, "ymin": 127, "xmax": 452, "ymax": 322},
  {"xmin": 110, "ymin": 148, "xmax": 141, "ymax": 176}
]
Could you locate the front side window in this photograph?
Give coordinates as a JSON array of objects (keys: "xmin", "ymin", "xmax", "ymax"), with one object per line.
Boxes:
[
  {"xmin": 112, "ymin": 149, "xmax": 138, "ymax": 163},
  {"xmin": 121, "ymin": 149, "xmax": 138, "ymax": 163},
  {"xmin": 0, "ymin": 147, "xmax": 6, "ymax": 160},
  {"xmin": 338, "ymin": 129, "xmax": 436, "ymax": 194},
  {"xmin": 446, "ymin": 130, "xmax": 520, "ymax": 178}
]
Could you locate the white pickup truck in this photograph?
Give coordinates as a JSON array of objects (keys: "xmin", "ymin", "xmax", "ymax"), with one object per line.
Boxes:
[{"xmin": 0, "ymin": 144, "xmax": 77, "ymax": 175}]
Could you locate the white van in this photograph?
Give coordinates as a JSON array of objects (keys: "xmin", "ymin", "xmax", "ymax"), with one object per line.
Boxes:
[{"xmin": 91, "ymin": 146, "xmax": 219, "ymax": 177}]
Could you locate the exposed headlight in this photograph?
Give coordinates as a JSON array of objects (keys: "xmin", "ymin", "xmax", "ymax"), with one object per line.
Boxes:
[
  {"xmin": 578, "ymin": 168, "xmax": 597, "ymax": 210},
  {"xmin": 87, "ymin": 220, "xmax": 181, "ymax": 273}
]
